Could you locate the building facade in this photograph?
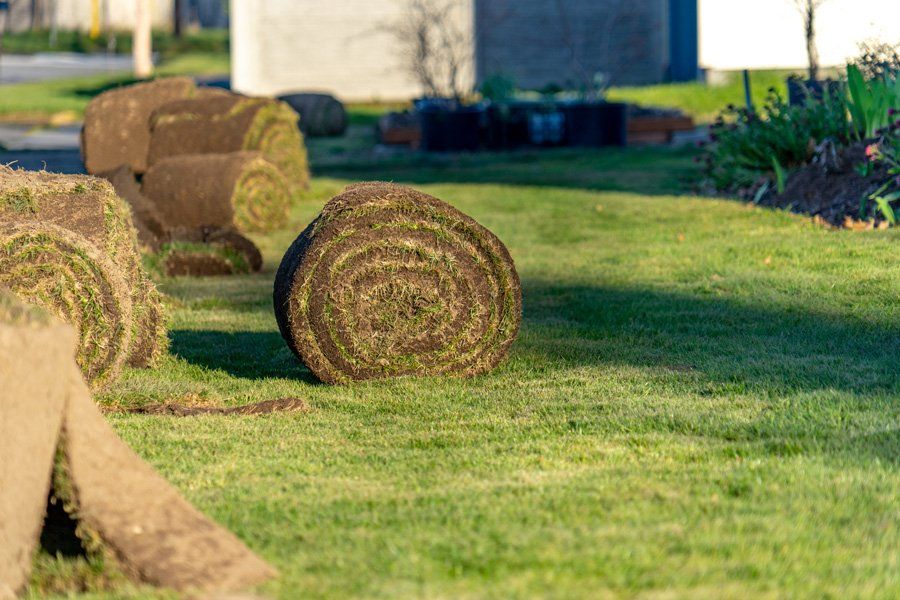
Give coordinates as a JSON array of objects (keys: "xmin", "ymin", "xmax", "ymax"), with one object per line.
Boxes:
[{"xmin": 231, "ymin": 0, "xmax": 679, "ymax": 101}]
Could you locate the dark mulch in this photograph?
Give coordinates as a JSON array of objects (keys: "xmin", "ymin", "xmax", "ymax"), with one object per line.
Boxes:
[{"xmin": 759, "ymin": 143, "xmax": 892, "ymax": 228}]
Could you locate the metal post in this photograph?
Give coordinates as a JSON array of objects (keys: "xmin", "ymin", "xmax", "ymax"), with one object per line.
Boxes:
[{"xmin": 743, "ymin": 69, "xmax": 753, "ymax": 113}]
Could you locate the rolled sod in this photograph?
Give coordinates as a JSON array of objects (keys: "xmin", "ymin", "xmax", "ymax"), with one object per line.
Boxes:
[
  {"xmin": 147, "ymin": 93, "xmax": 310, "ymax": 195},
  {"xmin": 101, "ymin": 165, "xmax": 167, "ymax": 251},
  {"xmin": 278, "ymin": 92, "xmax": 348, "ymax": 137},
  {"xmin": 273, "ymin": 182, "xmax": 522, "ymax": 384},
  {"xmin": 0, "ymin": 166, "xmax": 168, "ymax": 377},
  {"xmin": 0, "ymin": 296, "xmax": 277, "ymax": 596},
  {"xmin": 159, "ymin": 239, "xmax": 260, "ymax": 277},
  {"xmin": 81, "ymin": 77, "xmax": 196, "ymax": 175},
  {"xmin": 141, "ymin": 152, "xmax": 291, "ymax": 233},
  {"xmin": 0, "ymin": 223, "xmax": 133, "ymax": 388}
]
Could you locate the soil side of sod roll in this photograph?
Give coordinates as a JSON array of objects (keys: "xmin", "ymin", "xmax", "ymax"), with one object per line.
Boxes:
[
  {"xmin": 274, "ymin": 182, "xmax": 522, "ymax": 384},
  {"xmin": 0, "ymin": 293, "xmax": 74, "ymax": 599},
  {"xmin": 147, "ymin": 94, "xmax": 310, "ymax": 195},
  {"xmin": 0, "ymin": 295, "xmax": 277, "ymax": 596},
  {"xmin": 81, "ymin": 77, "xmax": 197, "ymax": 175},
  {"xmin": 141, "ymin": 152, "xmax": 291, "ymax": 233},
  {"xmin": 0, "ymin": 166, "xmax": 168, "ymax": 375}
]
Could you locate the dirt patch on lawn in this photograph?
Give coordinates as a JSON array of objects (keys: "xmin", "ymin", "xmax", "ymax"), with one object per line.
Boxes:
[{"xmin": 129, "ymin": 397, "xmax": 309, "ymax": 416}]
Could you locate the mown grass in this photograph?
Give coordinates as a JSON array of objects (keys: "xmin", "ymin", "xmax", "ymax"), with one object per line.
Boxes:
[
  {"xmin": 25, "ymin": 146, "xmax": 899, "ymax": 599},
  {"xmin": 606, "ymin": 70, "xmax": 797, "ymax": 123},
  {"xmin": 0, "ymin": 52, "xmax": 228, "ymax": 120}
]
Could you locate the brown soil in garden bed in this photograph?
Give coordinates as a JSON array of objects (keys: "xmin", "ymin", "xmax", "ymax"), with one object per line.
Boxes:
[{"xmin": 759, "ymin": 143, "xmax": 892, "ymax": 228}]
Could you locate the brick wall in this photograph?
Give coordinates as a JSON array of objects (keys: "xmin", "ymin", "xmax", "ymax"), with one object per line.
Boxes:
[{"xmin": 475, "ymin": 0, "xmax": 668, "ymax": 89}]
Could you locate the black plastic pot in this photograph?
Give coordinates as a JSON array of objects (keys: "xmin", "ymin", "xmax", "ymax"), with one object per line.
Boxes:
[
  {"xmin": 561, "ymin": 102, "xmax": 628, "ymax": 147},
  {"xmin": 484, "ymin": 102, "xmax": 532, "ymax": 150},
  {"xmin": 786, "ymin": 78, "xmax": 843, "ymax": 106},
  {"xmin": 418, "ymin": 104, "xmax": 485, "ymax": 152}
]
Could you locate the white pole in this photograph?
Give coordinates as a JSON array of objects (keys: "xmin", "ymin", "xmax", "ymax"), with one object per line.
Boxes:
[{"xmin": 134, "ymin": 0, "xmax": 153, "ymax": 78}]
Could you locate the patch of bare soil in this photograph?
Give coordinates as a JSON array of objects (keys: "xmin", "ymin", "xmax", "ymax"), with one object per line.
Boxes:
[
  {"xmin": 129, "ymin": 397, "xmax": 309, "ymax": 416},
  {"xmin": 759, "ymin": 143, "xmax": 892, "ymax": 228}
]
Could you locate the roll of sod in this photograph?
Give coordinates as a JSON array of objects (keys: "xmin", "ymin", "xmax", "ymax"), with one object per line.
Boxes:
[
  {"xmin": 141, "ymin": 152, "xmax": 291, "ymax": 233},
  {"xmin": 148, "ymin": 94, "xmax": 309, "ymax": 195},
  {"xmin": 81, "ymin": 77, "xmax": 196, "ymax": 175},
  {"xmin": 0, "ymin": 166, "xmax": 168, "ymax": 373},
  {"xmin": 0, "ymin": 223, "xmax": 133, "ymax": 388},
  {"xmin": 274, "ymin": 182, "xmax": 522, "ymax": 384},
  {"xmin": 101, "ymin": 165, "xmax": 167, "ymax": 251},
  {"xmin": 160, "ymin": 242, "xmax": 257, "ymax": 277},
  {"xmin": 278, "ymin": 92, "xmax": 348, "ymax": 137}
]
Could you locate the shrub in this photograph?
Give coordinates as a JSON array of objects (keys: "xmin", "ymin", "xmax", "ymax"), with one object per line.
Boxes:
[{"xmin": 700, "ymin": 89, "xmax": 852, "ymax": 193}]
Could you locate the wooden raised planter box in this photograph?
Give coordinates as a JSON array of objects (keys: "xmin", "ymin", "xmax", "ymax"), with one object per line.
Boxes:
[{"xmin": 628, "ymin": 115, "xmax": 695, "ymax": 145}]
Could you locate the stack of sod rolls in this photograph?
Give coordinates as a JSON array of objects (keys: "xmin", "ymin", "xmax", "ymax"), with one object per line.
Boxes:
[
  {"xmin": 0, "ymin": 292, "xmax": 277, "ymax": 597},
  {"xmin": 274, "ymin": 182, "xmax": 522, "ymax": 384},
  {"xmin": 104, "ymin": 159, "xmax": 272, "ymax": 277},
  {"xmin": 278, "ymin": 92, "xmax": 348, "ymax": 137},
  {"xmin": 81, "ymin": 77, "xmax": 197, "ymax": 175},
  {"xmin": 0, "ymin": 166, "xmax": 167, "ymax": 388},
  {"xmin": 147, "ymin": 92, "xmax": 310, "ymax": 197}
]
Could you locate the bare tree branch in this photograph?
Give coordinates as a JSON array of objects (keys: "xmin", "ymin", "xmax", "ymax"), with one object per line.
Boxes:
[{"xmin": 383, "ymin": 0, "xmax": 473, "ymax": 100}]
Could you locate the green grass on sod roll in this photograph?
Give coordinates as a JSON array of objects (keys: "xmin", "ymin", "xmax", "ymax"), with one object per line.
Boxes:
[{"xmin": 25, "ymin": 146, "xmax": 900, "ymax": 598}]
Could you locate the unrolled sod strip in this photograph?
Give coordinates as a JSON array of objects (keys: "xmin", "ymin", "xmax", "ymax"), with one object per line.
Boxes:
[
  {"xmin": 142, "ymin": 152, "xmax": 291, "ymax": 233},
  {"xmin": 0, "ymin": 223, "xmax": 132, "ymax": 388},
  {"xmin": 148, "ymin": 93, "xmax": 309, "ymax": 196},
  {"xmin": 81, "ymin": 77, "xmax": 197, "ymax": 175},
  {"xmin": 0, "ymin": 293, "xmax": 73, "ymax": 600},
  {"xmin": 0, "ymin": 292, "xmax": 277, "ymax": 597},
  {"xmin": 0, "ymin": 166, "xmax": 168, "ymax": 370},
  {"xmin": 274, "ymin": 182, "xmax": 522, "ymax": 384}
]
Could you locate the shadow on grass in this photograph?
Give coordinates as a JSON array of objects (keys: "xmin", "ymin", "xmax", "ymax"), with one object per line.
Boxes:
[
  {"xmin": 518, "ymin": 281, "xmax": 900, "ymax": 464},
  {"xmin": 519, "ymin": 281, "xmax": 898, "ymax": 395},
  {"xmin": 168, "ymin": 329, "xmax": 320, "ymax": 385},
  {"xmin": 313, "ymin": 145, "xmax": 699, "ymax": 197}
]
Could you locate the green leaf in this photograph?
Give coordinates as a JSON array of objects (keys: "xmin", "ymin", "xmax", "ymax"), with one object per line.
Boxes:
[{"xmin": 772, "ymin": 157, "xmax": 787, "ymax": 194}]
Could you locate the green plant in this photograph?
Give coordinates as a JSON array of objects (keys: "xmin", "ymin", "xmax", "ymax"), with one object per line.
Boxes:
[
  {"xmin": 480, "ymin": 74, "xmax": 516, "ymax": 103},
  {"xmin": 859, "ymin": 128, "xmax": 900, "ymax": 224},
  {"xmin": 701, "ymin": 88, "xmax": 851, "ymax": 192},
  {"xmin": 846, "ymin": 64, "xmax": 900, "ymax": 139}
]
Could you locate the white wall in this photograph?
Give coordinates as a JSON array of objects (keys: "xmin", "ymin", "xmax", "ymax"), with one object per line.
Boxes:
[
  {"xmin": 231, "ymin": 0, "xmax": 474, "ymax": 101},
  {"xmin": 700, "ymin": 0, "xmax": 900, "ymax": 71}
]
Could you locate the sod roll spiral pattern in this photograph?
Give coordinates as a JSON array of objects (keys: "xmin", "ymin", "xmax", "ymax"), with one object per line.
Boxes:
[
  {"xmin": 0, "ymin": 224, "xmax": 132, "ymax": 387},
  {"xmin": 141, "ymin": 152, "xmax": 290, "ymax": 233},
  {"xmin": 0, "ymin": 166, "xmax": 167, "ymax": 379},
  {"xmin": 274, "ymin": 183, "xmax": 521, "ymax": 384}
]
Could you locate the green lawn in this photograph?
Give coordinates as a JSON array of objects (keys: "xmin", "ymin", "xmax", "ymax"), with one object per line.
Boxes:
[
  {"xmin": 0, "ymin": 52, "xmax": 228, "ymax": 120},
  {"xmin": 607, "ymin": 70, "xmax": 796, "ymax": 123},
  {"xmin": 26, "ymin": 147, "xmax": 899, "ymax": 598}
]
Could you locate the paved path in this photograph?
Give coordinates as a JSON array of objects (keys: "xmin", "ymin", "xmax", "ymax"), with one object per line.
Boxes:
[
  {"xmin": 0, "ymin": 149, "xmax": 84, "ymax": 174},
  {"xmin": 0, "ymin": 52, "xmax": 133, "ymax": 84},
  {"xmin": 0, "ymin": 123, "xmax": 81, "ymax": 151}
]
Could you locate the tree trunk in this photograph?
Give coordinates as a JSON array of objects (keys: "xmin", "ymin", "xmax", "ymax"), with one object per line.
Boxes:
[
  {"xmin": 133, "ymin": 0, "xmax": 153, "ymax": 78},
  {"xmin": 805, "ymin": 4, "xmax": 819, "ymax": 80},
  {"xmin": 173, "ymin": 0, "xmax": 183, "ymax": 37}
]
